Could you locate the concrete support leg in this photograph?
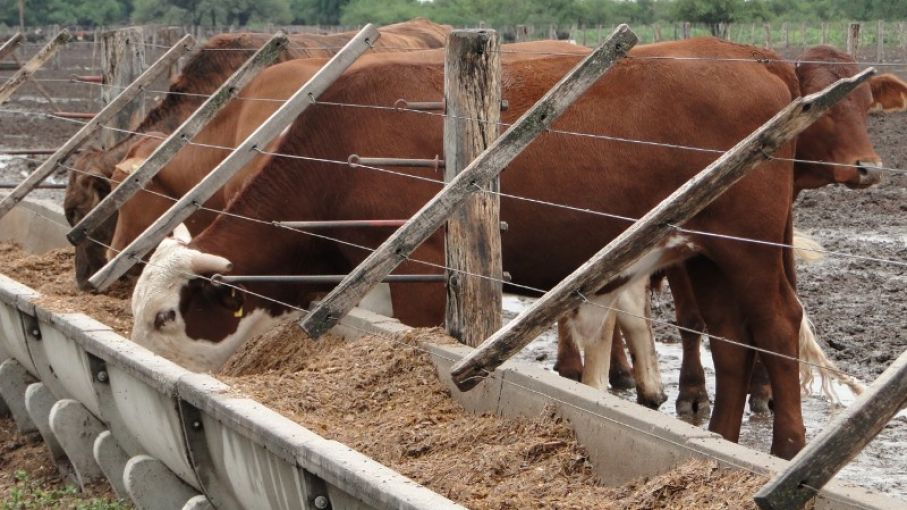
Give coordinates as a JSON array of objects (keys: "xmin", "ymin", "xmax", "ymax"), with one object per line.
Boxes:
[
  {"xmin": 124, "ymin": 455, "xmax": 200, "ymax": 510},
  {"xmin": 24, "ymin": 383, "xmax": 76, "ymax": 482},
  {"xmin": 49, "ymin": 399, "xmax": 105, "ymax": 489},
  {"xmin": 0, "ymin": 359, "xmax": 36, "ymax": 433},
  {"xmin": 182, "ymin": 495, "xmax": 214, "ymax": 510},
  {"xmin": 93, "ymin": 431, "xmax": 130, "ymax": 500}
]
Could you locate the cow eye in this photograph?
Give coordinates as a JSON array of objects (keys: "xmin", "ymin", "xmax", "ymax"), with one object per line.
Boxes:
[{"xmin": 153, "ymin": 309, "xmax": 177, "ymax": 330}]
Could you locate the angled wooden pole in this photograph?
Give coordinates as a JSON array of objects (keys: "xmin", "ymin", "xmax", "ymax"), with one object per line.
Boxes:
[
  {"xmin": 0, "ymin": 33, "xmax": 24, "ymax": 62},
  {"xmin": 448, "ymin": 68, "xmax": 876, "ymax": 391},
  {"xmin": 443, "ymin": 30, "xmax": 503, "ymax": 347},
  {"xmin": 0, "ymin": 34, "xmax": 195, "ymax": 221},
  {"xmin": 87, "ymin": 24, "xmax": 381, "ymax": 292},
  {"xmin": 754, "ymin": 348, "xmax": 907, "ymax": 510},
  {"xmin": 0, "ymin": 30, "xmax": 71, "ymax": 105},
  {"xmin": 67, "ymin": 32, "xmax": 290, "ymax": 246},
  {"xmin": 299, "ymin": 25, "xmax": 639, "ymax": 339}
]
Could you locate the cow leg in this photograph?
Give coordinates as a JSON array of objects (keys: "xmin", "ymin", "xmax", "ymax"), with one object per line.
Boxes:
[
  {"xmin": 687, "ymin": 258, "xmax": 753, "ymax": 444},
  {"xmin": 555, "ymin": 318, "xmax": 584, "ymax": 382},
  {"xmin": 748, "ymin": 355, "xmax": 774, "ymax": 415},
  {"xmin": 615, "ymin": 278, "xmax": 666, "ymax": 409},
  {"xmin": 709, "ymin": 246, "xmax": 806, "ymax": 459},
  {"xmin": 608, "ymin": 326, "xmax": 636, "ymax": 390},
  {"xmin": 667, "ymin": 266, "xmax": 711, "ymax": 419},
  {"xmin": 565, "ymin": 295, "xmax": 619, "ymax": 390}
]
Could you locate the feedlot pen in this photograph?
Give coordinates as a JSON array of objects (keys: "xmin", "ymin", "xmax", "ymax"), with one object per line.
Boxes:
[{"xmin": 0, "ymin": 26, "xmax": 906, "ymax": 509}]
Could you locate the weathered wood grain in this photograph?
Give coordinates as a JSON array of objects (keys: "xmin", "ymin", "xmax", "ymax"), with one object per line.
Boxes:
[
  {"xmin": 0, "ymin": 33, "xmax": 24, "ymax": 63},
  {"xmin": 0, "ymin": 30, "xmax": 70, "ymax": 105},
  {"xmin": 754, "ymin": 348, "xmax": 907, "ymax": 509},
  {"xmin": 67, "ymin": 32, "xmax": 289, "ymax": 246},
  {"xmin": 443, "ymin": 30, "xmax": 503, "ymax": 347},
  {"xmin": 88, "ymin": 25, "xmax": 380, "ymax": 292},
  {"xmin": 299, "ymin": 25, "xmax": 639, "ymax": 339},
  {"xmin": 0, "ymin": 34, "xmax": 195, "ymax": 221},
  {"xmin": 99, "ymin": 28, "xmax": 147, "ymax": 149},
  {"xmin": 448, "ymin": 68, "xmax": 876, "ymax": 391}
]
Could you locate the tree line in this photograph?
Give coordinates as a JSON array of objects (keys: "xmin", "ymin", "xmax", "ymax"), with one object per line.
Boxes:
[{"xmin": 2, "ymin": 0, "xmax": 906, "ymax": 31}]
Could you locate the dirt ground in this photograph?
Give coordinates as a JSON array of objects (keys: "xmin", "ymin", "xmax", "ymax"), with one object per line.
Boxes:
[{"xmin": 0, "ymin": 417, "xmax": 125, "ymax": 508}]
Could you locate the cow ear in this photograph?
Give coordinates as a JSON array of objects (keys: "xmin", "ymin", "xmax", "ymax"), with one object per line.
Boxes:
[
  {"xmin": 172, "ymin": 223, "xmax": 192, "ymax": 244},
  {"xmin": 869, "ymin": 74, "xmax": 907, "ymax": 112}
]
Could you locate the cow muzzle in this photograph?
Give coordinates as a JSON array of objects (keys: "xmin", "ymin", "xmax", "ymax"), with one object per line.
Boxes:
[{"xmin": 852, "ymin": 160, "xmax": 884, "ymax": 188}]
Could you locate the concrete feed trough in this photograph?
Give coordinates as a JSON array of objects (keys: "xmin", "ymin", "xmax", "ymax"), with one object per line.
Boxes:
[{"xmin": 0, "ymin": 197, "xmax": 902, "ymax": 510}]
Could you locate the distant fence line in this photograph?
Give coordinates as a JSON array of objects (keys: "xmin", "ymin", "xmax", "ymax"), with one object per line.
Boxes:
[{"xmin": 2, "ymin": 20, "xmax": 907, "ymax": 61}]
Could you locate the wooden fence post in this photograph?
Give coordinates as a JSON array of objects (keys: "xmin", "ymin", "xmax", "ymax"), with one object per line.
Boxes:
[
  {"xmin": 821, "ymin": 22, "xmax": 828, "ymax": 45},
  {"xmin": 846, "ymin": 22, "xmax": 861, "ymax": 56},
  {"xmin": 549, "ymin": 23, "xmax": 557, "ymax": 40},
  {"xmin": 0, "ymin": 30, "xmax": 70, "ymax": 105},
  {"xmin": 783, "ymin": 22, "xmax": 789, "ymax": 48},
  {"xmin": 299, "ymin": 26, "xmax": 639, "ymax": 339},
  {"xmin": 447, "ymin": 68, "xmax": 874, "ymax": 391},
  {"xmin": 0, "ymin": 35, "xmax": 195, "ymax": 221},
  {"xmin": 876, "ymin": 20, "xmax": 884, "ymax": 62},
  {"xmin": 799, "ymin": 22, "xmax": 806, "ymax": 46},
  {"xmin": 443, "ymin": 30, "xmax": 503, "ymax": 347},
  {"xmin": 99, "ymin": 27, "xmax": 146, "ymax": 149},
  {"xmin": 682, "ymin": 22, "xmax": 691, "ymax": 39},
  {"xmin": 764, "ymin": 23, "xmax": 772, "ymax": 49},
  {"xmin": 67, "ymin": 33, "xmax": 289, "ymax": 247},
  {"xmin": 654, "ymin": 23, "xmax": 661, "ymax": 42},
  {"xmin": 88, "ymin": 25, "xmax": 381, "ymax": 292},
  {"xmin": 754, "ymin": 348, "xmax": 907, "ymax": 510}
]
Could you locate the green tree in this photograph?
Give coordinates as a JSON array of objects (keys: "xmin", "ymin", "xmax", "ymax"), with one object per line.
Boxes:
[
  {"xmin": 340, "ymin": 0, "xmax": 424, "ymax": 25},
  {"xmin": 672, "ymin": 0, "xmax": 743, "ymax": 34}
]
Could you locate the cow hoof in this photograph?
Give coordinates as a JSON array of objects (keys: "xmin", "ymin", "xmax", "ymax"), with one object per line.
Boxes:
[
  {"xmin": 748, "ymin": 394, "xmax": 773, "ymax": 415},
  {"xmin": 675, "ymin": 392, "xmax": 711, "ymax": 420},
  {"xmin": 637, "ymin": 391, "xmax": 668, "ymax": 410},
  {"xmin": 609, "ymin": 373, "xmax": 636, "ymax": 390}
]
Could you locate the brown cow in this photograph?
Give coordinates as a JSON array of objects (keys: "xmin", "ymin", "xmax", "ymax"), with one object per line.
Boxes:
[
  {"xmin": 671, "ymin": 47, "xmax": 907, "ymax": 418},
  {"xmin": 63, "ymin": 19, "xmax": 451, "ymax": 289},
  {"xmin": 554, "ymin": 45, "xmax": 907, "ymax": 416},
  {"xmin": 128, "ymin": 38, "xmax": 831, "ymax": 458}
]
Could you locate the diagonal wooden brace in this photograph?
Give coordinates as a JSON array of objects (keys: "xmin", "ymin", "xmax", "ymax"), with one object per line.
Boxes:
[
  {"xmin": 448, "ymin": 68, "xmax": 875, "ymax": 391},
  {"xmin": 299, "ymin": 24, "xmax": 639, "ymax": 339},
  {"xmin": 754, "ymin": 348, "xmax": 907, "ymax": 510},
  {"xmin": 0, "ymin": 30, "xmax": 70, "ymax": 105},
  {"xmin": 87, "ymin": 24, "xmax": 381, "ymax": 292},
  {"xmin": 0, "ymin": 34, "xmax": 196, "ymax": 221},
  {"xmin": 0, "ymin": 33, "xmax": 24, "ymax": 64},
  {"xmin": 67, "ymin": 32, "xmax": 290, "ymax": 246}
]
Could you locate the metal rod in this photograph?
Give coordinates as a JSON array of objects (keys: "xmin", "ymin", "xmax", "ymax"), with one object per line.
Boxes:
[
  {"xmin": 394, "ymin": 99, "xmax": 509, "ymax": 111},
  {"xmin": 278, "ymin": 219, "xmax": 408, "ymax": 229},
  {"xmin": 0, "ymin": 183, "xmax": 65, "ymax": 189},
  {"xmin": 53, "ymin": 111, "xmax": 96, "ymax": 119},
  {"xmin": 213, "ymin": 274, "xmax": 447, "ymax": 284},
  {"xmin": 0, "ymin": 148, "xmax": 66, "ymax": 155},
  {"xmin": 348, "ymin": 154, "xmax": 444, "ymax": 169},
  {"xmin": 71, "ymin": 74, "xmax": 104, "ymax": 84}
]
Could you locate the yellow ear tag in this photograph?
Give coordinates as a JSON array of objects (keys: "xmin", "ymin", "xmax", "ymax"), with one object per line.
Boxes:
[{"xmin": 230, "ymin": 288, "xmax": 244, "ymax": 318}]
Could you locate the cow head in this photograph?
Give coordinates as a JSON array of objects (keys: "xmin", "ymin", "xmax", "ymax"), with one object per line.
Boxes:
[
  {"xmin": 66, "ymin": 134, "xmax": 168, "ymax": 290},
  {"xmin": 65, "ymin": 148, "xmax": 115, "ymax": 290},
  {"xmin": 130, "ymin": 224, "xmax": 283, "ymax": 372},
  {"xmin": 794, "ymin": 47, "xmax": 907, "ymax": 193}
]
